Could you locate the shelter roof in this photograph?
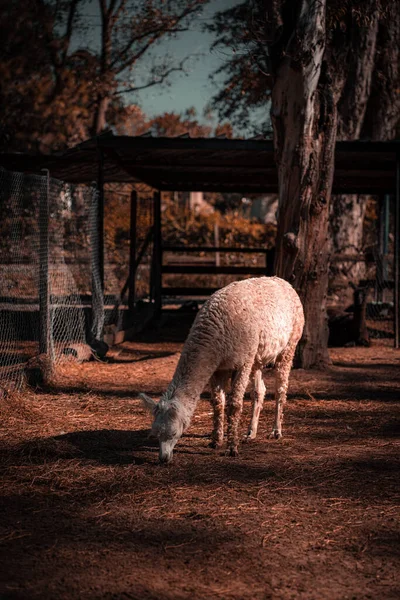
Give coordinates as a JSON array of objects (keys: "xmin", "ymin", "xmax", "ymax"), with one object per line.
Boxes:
[{"xmin": 1, "ymin": 134, "xmax": 399, "ymax": 194}]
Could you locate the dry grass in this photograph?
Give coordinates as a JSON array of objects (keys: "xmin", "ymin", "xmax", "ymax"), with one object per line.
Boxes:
[{"xmin": 0, "ymin": 334, "xmax": 399, "ymax": 600}]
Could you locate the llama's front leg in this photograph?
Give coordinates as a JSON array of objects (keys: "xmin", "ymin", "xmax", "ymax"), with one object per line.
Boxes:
[
  {"xmin": 227, "ymin": 363, "xmax": 252, "ymax": 456},
  {"xmin": 245, "ymin": 368, "xmax": 266, "ymax": 441},
  {"xmin": 209, "ymin": 371, "xmax": 230, "ymax": 449},
  {"xmin": 270, "ymin": 343, "xmax": 296, "ymax": 439}
]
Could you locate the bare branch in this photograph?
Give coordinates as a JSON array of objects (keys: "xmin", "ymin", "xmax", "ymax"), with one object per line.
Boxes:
[
  {"xmin": 115, "ymin": 58, "xmax": 190, "ymax": 94},
  {"xmin": 98, "ymin": 0, "xmax": 107, "ymax": 20},
  {"xmin": 114, "ymin": 27, "xmax": 189, "ymax": 73},
  {"xmin": 110, "ymin": 1, "xmax": 204, "ymax": 71},
  {"xmin": 107, "ymin": 0, "xmax": 119, "ymax": 14},
  {"xmin": 109, "ymin": 0, "xmax": 127, "ymax": 26}
]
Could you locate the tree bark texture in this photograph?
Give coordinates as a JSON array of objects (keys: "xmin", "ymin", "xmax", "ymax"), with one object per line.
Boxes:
[
  {"xmin": 361, "ymin": 7, "xmax": 400, "ymax": 141},
  {"xmin": 271, "ymin": 0, "xmax": 335, "ymax": 368},
  {"xmin": 336, "ymin": 5, "xmax": 379, "ymax": 140},
  {"xmin": 329, "ymin": 194, "xmax": 368, "ymax": 306},
  {"xmin": 331, "ymin": 3, "xmax": 400, "ymax": 305},
  {"xmin": 91, "ymin": 1, "xmax": 113, "ymax": 136},
  {"xmin": 330, "ymin": 3, "xmax": 379, "ymax": 304}
]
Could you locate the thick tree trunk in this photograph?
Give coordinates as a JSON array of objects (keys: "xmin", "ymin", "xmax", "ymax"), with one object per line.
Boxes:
[
  {"xmin": 271, "ymin": 0, "xmax": 335, "ymax": 368},
  {"xmin": 330, "ymin": 4, "xmax": 400, "ymax": 307},
  {"xmin": 264, "ymin": 1, "xmax": 398, "ymax": 365},
  {"xmin": 330, "ymin": 6, "xmax": 379, "ymax": 305},
  {"xmin": 361, "ymin": 8, "xmax": 400, "ymax": 141}
]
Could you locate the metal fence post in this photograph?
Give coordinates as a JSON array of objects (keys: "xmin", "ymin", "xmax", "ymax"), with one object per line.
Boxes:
[
  {"xmin": 39, "ymin": 169, "xmax": 50, "ymax": 356},
  {"xmin": 90, "ymin": 149, "xmax": 105, "ymax": 341}
]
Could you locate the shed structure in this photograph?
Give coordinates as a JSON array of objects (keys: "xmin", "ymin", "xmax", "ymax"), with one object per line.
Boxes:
[{"xmin": 1, "ymin": 134, "xmax": 399, "ymax": 346}]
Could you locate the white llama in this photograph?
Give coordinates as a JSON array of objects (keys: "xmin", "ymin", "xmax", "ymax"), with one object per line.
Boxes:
[{"xmin": 141, "ymin": 276, "xmax": 304, "ymax": 463}]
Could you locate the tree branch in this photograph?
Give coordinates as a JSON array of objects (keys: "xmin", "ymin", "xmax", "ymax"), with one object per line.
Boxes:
[
  {"xmin": 99, "ymin": 0, "xmax": 107, "ymax": 20},
  {"xmin": 61, "ymin": 0, "xmax": 80, "ymax": 66},
  {"xmin": 107, "ymin": 0, "xmax": 119, "ymax": 15},
  {"xmin": 115, "ymin": 59, "xmax": 190, "ymax": 94},
  {"xmin": 110, "ymin": 1, "xmax": 203, "ymax": 71},
  {"xmin": 109, "ymin": 0, "xmax": 127, "ymax": 26},
  {"xmin": 114, "ymin": 27, "xmax": 189, "ymax": 73}
]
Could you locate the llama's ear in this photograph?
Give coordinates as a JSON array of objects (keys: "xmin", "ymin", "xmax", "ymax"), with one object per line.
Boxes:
[{"xmin": 140, "ymin": 393, "xmax": 158, "ymax": 414}]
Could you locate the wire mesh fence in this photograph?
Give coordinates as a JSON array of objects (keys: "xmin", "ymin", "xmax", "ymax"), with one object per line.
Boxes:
[{"xmin": 0, "ymin": 167, "xmax": 99, "ymax": 390}]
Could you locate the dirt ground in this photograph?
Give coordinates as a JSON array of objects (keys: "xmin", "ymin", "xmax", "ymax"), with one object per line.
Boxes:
[{"xmin": 1, "ymin": 313, "xmax": 399, "ymax": 600}]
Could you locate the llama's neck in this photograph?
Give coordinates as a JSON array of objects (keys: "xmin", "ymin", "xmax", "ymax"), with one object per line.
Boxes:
[{"xmin": 165, "ymin": 342, "xmax": 217, "ymax": 413}]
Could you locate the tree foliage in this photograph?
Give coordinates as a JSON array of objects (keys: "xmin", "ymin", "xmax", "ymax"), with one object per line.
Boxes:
[
  {"xmin": 147, "ymin": 108, "xmax": 232, "ymax": 138},
  {"xmin": 208, "ymin": 1, "xmax": 400, "ymax": 138},
  {"xmin": 206, "ymin": 1, "xmax": 271, "ymax": 134},
  {"xmin": 0, "ymin": 0, "xmax": 209, "ymax": 152}
]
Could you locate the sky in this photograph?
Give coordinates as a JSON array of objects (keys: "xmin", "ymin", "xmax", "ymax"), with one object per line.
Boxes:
[
  {"xmin": 78, "ymin": 0, "xmax": 246, "ymax": 129},
  {"xmin": 132, "ymin": 0, "xmax": 241, "ymax": 121}
]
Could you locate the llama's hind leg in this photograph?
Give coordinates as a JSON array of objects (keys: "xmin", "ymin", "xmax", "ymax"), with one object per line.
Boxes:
[
  {"xmin": 245, "ymin": 368, "xmax": 266, "ymax": 441},
  {"xmin": 209, "ymin": 370, "xmax": 231, "ymax": 449},
  {"xmin": 227, "ymin": 363, "xmax": 253, "ymax": 456},
  {"xmin": 270, "ymin": 343, "xmax": 296, "ymax": 440}
]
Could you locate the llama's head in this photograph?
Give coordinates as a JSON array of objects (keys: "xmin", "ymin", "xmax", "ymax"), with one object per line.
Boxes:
[{"xmin": 140, "ymin": 394, "xmax": 185, "ymax": 464}]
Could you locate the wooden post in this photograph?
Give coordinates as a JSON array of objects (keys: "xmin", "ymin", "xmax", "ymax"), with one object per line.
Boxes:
[
  {"xmin": 128, "ymin": 190, "xmax": 137, "ymax": 313},
  {"xmin": 39, "ymin": 169, "xmax": 50, "ymax": 356},
  {"xmin": 97, "ymin": 147, "xmax": 105, "ymax": 293},
  {"xmin": 266, "ymin": 247, "xmax": 276, "ymax": 276},
  {"xmin": 153, "ymin": 191, "xmax": 162, "ymax": 317},
  {"xmin": 395, "ymin": 153, "xmax": 400, "ymax": 349}
]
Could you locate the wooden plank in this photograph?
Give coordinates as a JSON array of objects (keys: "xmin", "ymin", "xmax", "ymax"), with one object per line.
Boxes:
[
  {"xmin": 162, "ymin": 246, "xmax": 269, "ymax": 253},
  {"xmin": 162, "ymin": 265, "xmax": 267, "ymax": 275},
  {"xmin": 162, "ymin": 287, "xmax": 219, "ymax": 297}
]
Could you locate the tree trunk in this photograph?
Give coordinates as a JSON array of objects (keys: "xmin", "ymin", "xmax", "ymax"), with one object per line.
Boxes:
[
  {"xmin": 92, "ymin": 95, "xmax": 111, "ymax": 136},
  {"xmin": 330, "ymin": 5, "xmax": 379, "ymax": 306},
  {"xmin": 330, "ymin": 4, "xmax": 400, "ymax": 307},
  {"xmin": 271, "ymin": 0, "xmax": 335, "ymax": 368},
  {"xmin": 329, "ymin": 194, "xmax": 368, "ymax": 306},
  {"xmin": 336, "ymin": 6, "xmax": 379, "ymax": 141},
  {"xmin": 361, "ymin": 8, "xmax": 400, "ymax": 141},
  {"xmin": 91, "ymin": 2, "xmax": 113, "ymax": 137}
]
